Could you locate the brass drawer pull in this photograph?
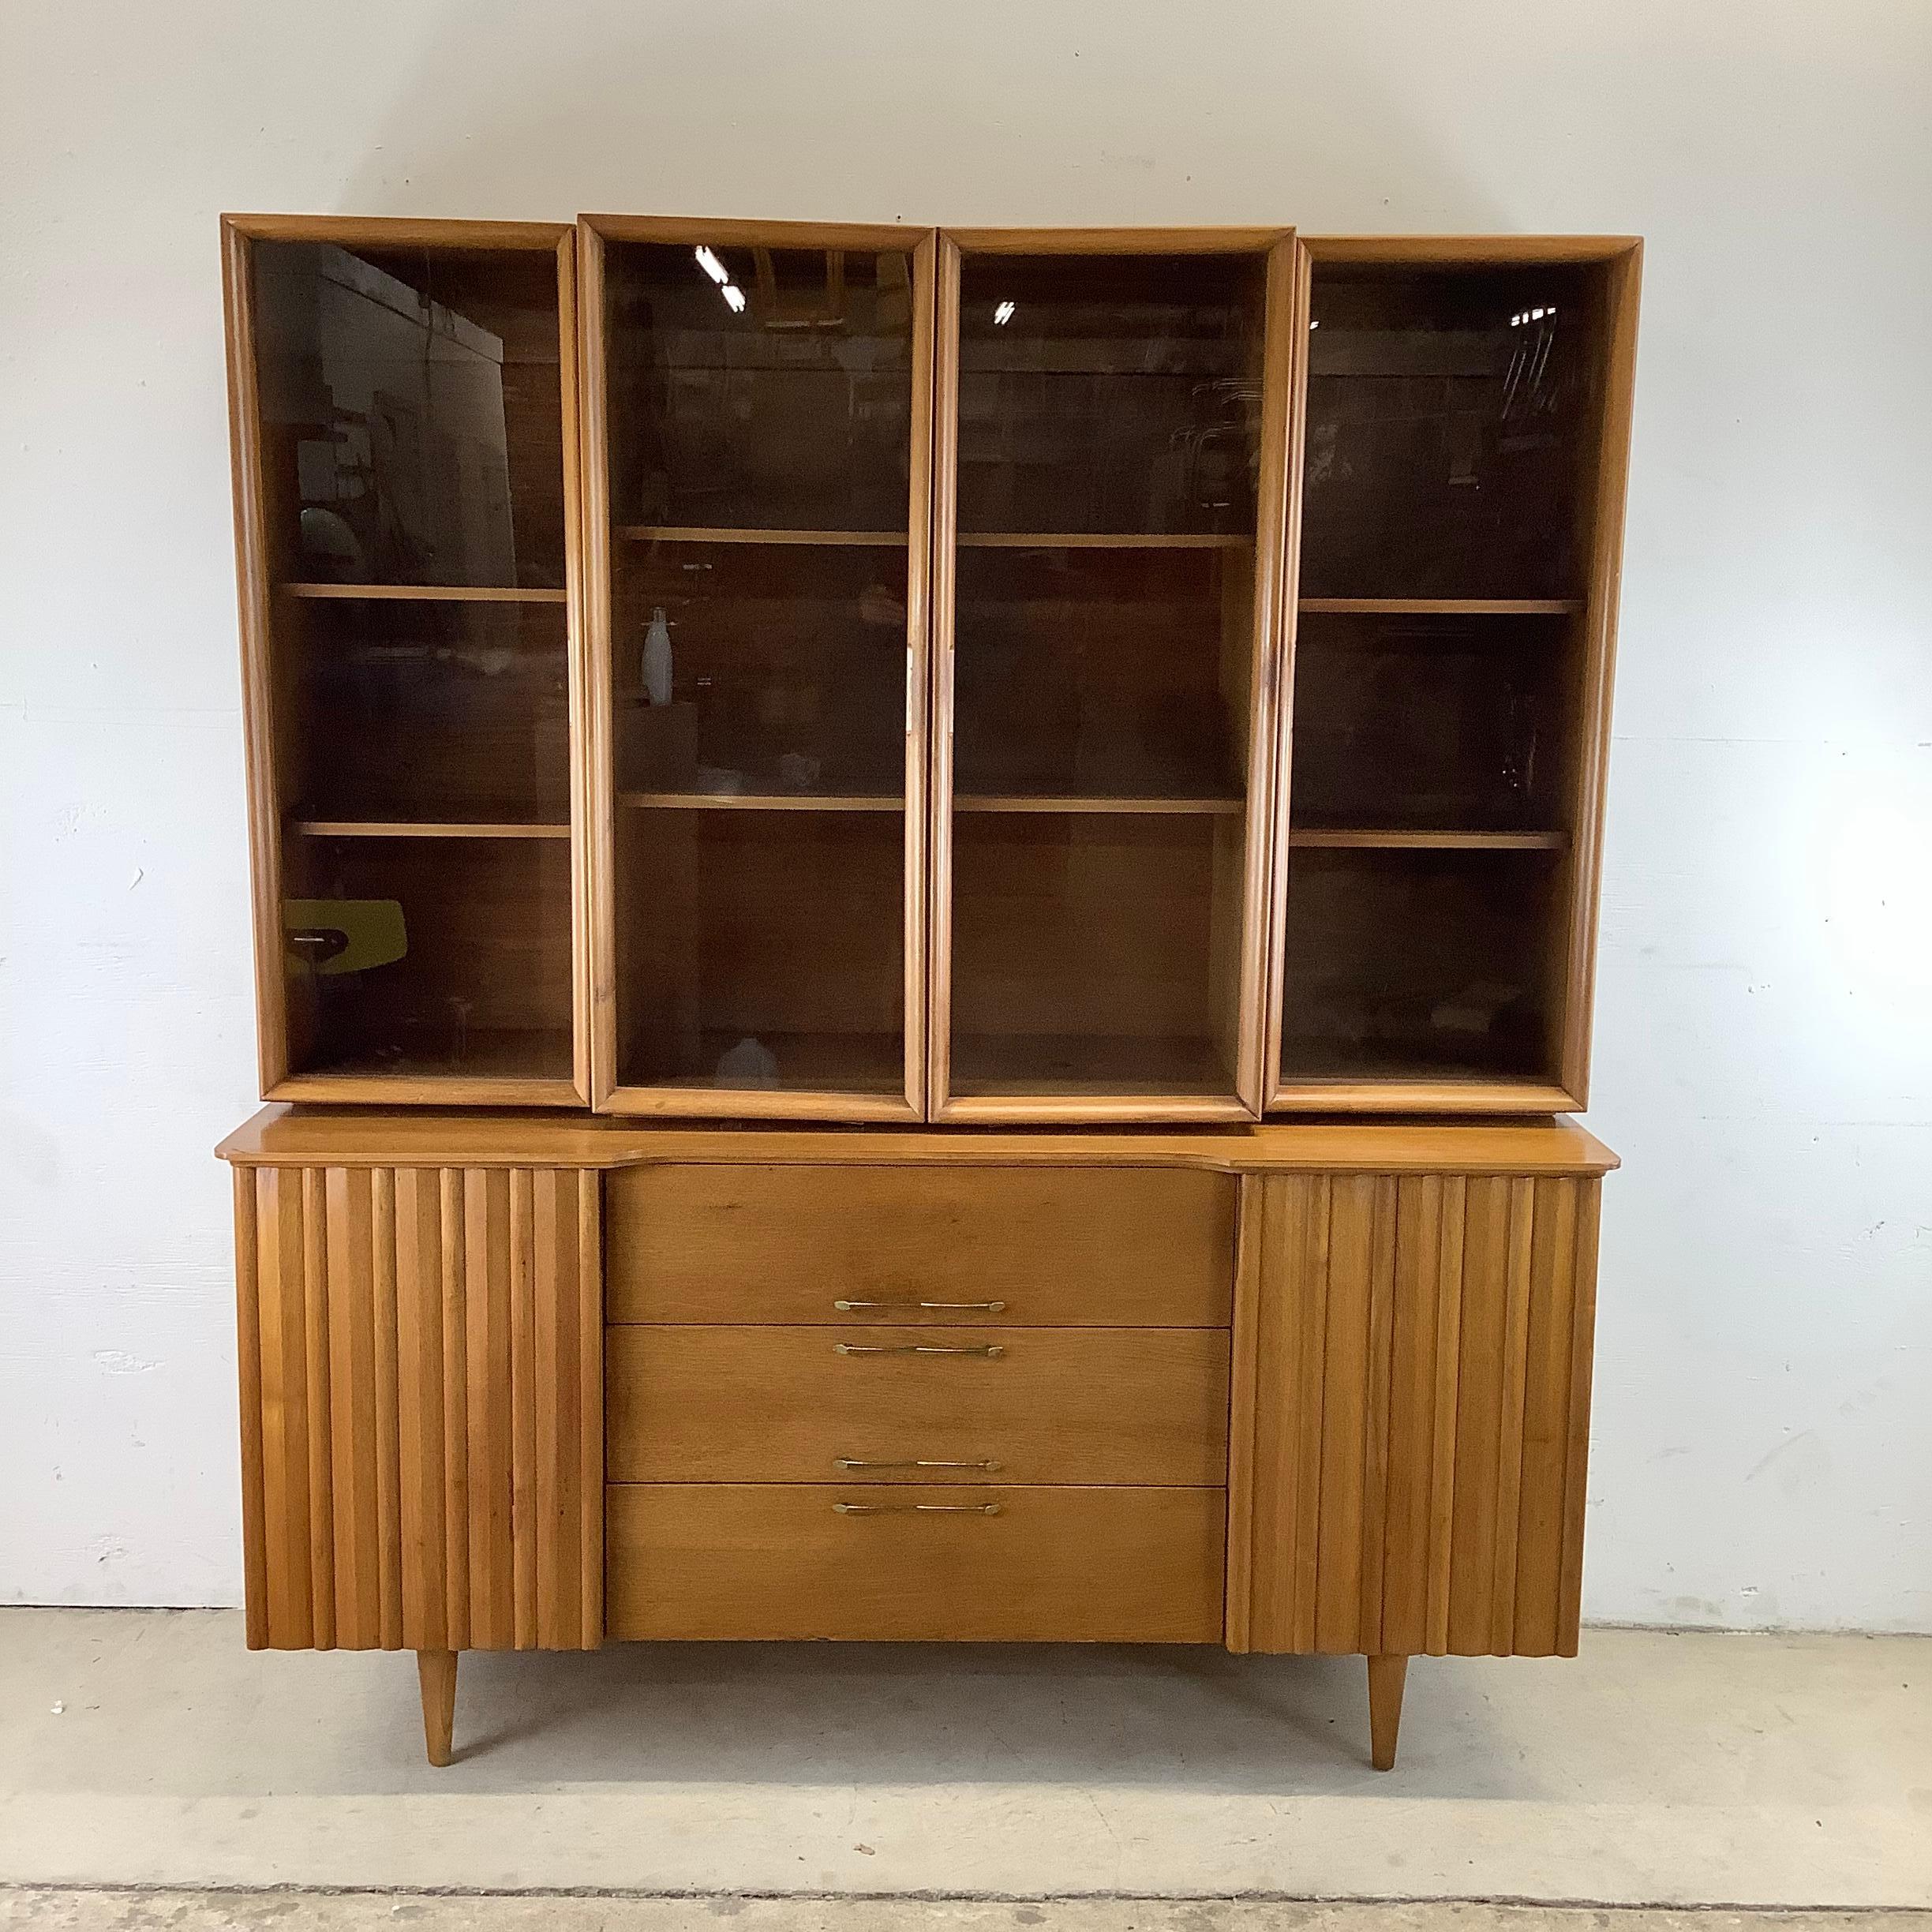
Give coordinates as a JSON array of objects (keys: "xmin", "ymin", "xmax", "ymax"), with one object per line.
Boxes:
[
  {"xmin": 834, "ymin": 1342, "xmax": 1005, "ymax": 1359},
  {"xmin": 834, "ymin": 1456, "xmax": 1003, "ymax": 1473},
  {"xmin": 833, "ymin": 1500, "xmax": 1002, "ymax": 1517},
  {"xmin": 833, "ymin": 1299, "xmax": 1006, "ymax": 1314}
]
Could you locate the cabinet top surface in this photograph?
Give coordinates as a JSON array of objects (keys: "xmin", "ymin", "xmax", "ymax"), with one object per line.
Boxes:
[{"xmin": 216, "ymin": 1106, "xmax": 1617, "ymax": 1176}]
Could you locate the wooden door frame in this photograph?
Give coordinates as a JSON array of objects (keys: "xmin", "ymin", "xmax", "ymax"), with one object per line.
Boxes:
[
  {"xmin": 1259, "ymin": 234, "xmax": 1643, "ymax": 1117},
  {"xmin": 926, "ymin": 227, "xmax": 1295, "ymax": 1124},
  {"xmin": 577, "ymin": 215, "xmax": 939, "ymax": 1121},
  {"xmin": 221, "ymin": 214, "xmax": 588, "ymax": 1109}
]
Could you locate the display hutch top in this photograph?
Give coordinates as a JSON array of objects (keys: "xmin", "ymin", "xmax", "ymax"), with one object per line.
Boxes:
[{"xmin": 224, "ymin": 215, "xmax": 1638, "ymax": 1125}]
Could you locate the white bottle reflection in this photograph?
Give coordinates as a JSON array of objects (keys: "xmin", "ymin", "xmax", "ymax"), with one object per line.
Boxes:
[{"xmin": 642, "ymin": 605, "xmax": 673, "ymax": 707}]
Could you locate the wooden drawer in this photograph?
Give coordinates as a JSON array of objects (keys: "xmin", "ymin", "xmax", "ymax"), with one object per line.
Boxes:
[
  {"xmin": 606, "ymin": 1483, "xmax": 1226, "ymax": 1642},
  {"xmin": 607, "ymin": 1325, "xmax": 1230, "ymax": 1486},
  {"xmin": 605, "ymin": 1163, "xmax": 1235, "ymax": 1325}
]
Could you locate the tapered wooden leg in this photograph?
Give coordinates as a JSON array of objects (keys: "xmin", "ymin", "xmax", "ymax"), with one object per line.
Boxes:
[
  {"xmin": 417, "ymin": 1649, "xmax": 458, "ymax": 1768},
  {"xmin": 1367, "ymin": 1654, "xmax": 1408, "ymax": 1771}
]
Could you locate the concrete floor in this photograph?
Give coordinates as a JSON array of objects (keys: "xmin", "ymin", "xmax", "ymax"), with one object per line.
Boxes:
[
  {"xmin": 0, "ymin": 1612, "xmax": 1926, "ymax": 1909},
  {"xmin": 4, "ymin": 1905, "xmax": 1929, "ymax": 1932}
]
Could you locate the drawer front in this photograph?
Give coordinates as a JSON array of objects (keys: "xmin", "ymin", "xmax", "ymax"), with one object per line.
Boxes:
[
  {"xmin": 605, "ymin": 1163, "xmax": 1235, "ymax": 1326},
  {"xmin": 607, "ymin": 1325, "xmax": 1230, "ymax": 1486},
  {"xmin": 606, "ymin": 1483, "xmax": 1226, "ymax": 1642}
]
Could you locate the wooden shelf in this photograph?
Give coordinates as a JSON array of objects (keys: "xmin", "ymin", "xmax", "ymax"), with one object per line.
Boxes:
[
  {"xmin": 1298, "ymin": 597, "xmax": 1582, "ymax": 616},
  {"xmin": 957, "ymin": 794, "xmax": 1244, "ymax": 817},
  {"xmin": 1270, "ymin": 1073, "xmax": 1579, "ymax": 1115},
  {"xmin": 279, "ymin": 1027, "xmax": 578, "ymax": 1094},
  {"xmin": 945, "ymin": 1032, "xmax": 1241, "ymax": 1109},
  {"xmin": 619, "ymin": 792, "xmax": 903, "ymax": 813},
  {"xmin": 620, "ymin": 530, "xmax": 1249, "ymax": 551},
  {"xmin": 620, "ymin": 1028, "xmax": 908, "ymax": 1101},
  {"xmin": 959, "ymin": 532, "xmax": 1251, "ymax": 551},
  {"xmin": 290, "ymin": 818, "xmax": 571, "ymax": 841},
  {"xmin": 1290, "ymin": 828, "xmax": 1566, "ymax": 851},
  {"xmin": 619, "ymin": 526, "xmax": 907, "ymax": 546},
  {"xmin": 279, "ymin": 583, "xmax": 568, "ymax": 604}
]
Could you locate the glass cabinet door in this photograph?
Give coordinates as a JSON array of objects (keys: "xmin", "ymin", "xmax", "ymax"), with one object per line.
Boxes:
[
  {"xmin": 584, "ymin": 219, "xmax": 932, "ymax": 1117},
  {"xmin": 930, "ymin": 233, "xmax": 1294, "ymax": 1119},
  {"xmin": 227, "ymin": 220, "xmax": 582, "ymax": 1103},
  {"xmin": 1268, "ymin": 240, "xmax": 1640, "ymax": 1109}
]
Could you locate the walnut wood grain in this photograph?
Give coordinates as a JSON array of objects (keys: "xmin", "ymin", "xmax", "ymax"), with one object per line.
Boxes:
[
  {"xmin": 1227, "ymin": 1170, "xmax": 1601, "ymax": 1658},
  {"xmin": 605, "ymin": 1483, "xmax": 1226, "ymax": 1642},
  {"xmin": 234, "ymin": 1163, "xmax": 601, "ymax": 1650},
  {"xmin": 1367, "ymin": 1653, "xmax": 1407, "ymax": 1770},
  {"xmin": 606, "ymin": 1324, "xmax": 1230, "ymax": 1485},
  {"xmin": 603, "ymin": 1163, "xmax": 1236, "ymax": 1326},
  {"xmin": 417, "ymin": 1649, "xmax": 458, "ymax": 1767},
  {"xmin": 218, "ymin": 1107, "xmax": 1619, "ymax": 1178}
]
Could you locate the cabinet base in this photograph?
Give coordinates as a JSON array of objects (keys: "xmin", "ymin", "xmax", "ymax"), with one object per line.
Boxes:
[
  {"xmin": 220, "ymin": 1115, "xmax": 1613, "ymax": 1777},
  {"xmin": 396, "ymin": 1643, "xmax": 1414, "ymax": 1770}
]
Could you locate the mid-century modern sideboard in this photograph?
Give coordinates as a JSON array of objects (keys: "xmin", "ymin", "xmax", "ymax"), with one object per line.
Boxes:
[{"xmin": 215, "ymin": 215, "xmax": 1639, "ymax": 1770}]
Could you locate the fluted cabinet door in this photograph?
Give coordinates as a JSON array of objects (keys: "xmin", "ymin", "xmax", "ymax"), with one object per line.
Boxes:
[
  {"xmin": 1227, "ymin": 1170, "xmax": 1600, "ymax": 1657},
  {"xmin": 233, "ymin": 1163, "xmax": 602, "ymax": 1651}
]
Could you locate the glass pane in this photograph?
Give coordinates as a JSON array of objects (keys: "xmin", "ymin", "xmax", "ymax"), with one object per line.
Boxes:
[
  {"xmin": 282, "ymin": 600, "xmax": 568, "ymax": 825},
  {"xmin": 253, "ymin": 243, "xmax": 564, "ymax": 590},
  {"xmin": 954, "ymin": 546, "xmax": 1248, "ymax": 803},
  {"xmin": 957, "ymin": 254, "xmax": 1262, "ymax": 537},
  {"xmin": 605, "ymin": 242, "xmax": 913, "ymax": 532},
  {"xmin": 1278, "ymin": 848, "xmax": 1561, "ymax": 1084},
  {"xmin": 602, "ymin": 236, "xmax": 919, "ymax": 1100},
  {"xmin": 1289, "ymin": 611, "xmax": 1574, "ymax": 833},
  {"xmin": 1300, "ymin": 265, "xmax": 1601, "ymax": 600},
  {"xmin": 617, "ymin": 807, "xmax": 904, "ymax": 1095},
  {"xmin": 283, "ymin": 834, "xmax": 572, "ymax": 1081},
  {"xmin": 945, "ymin": 249, "xmax": 1271, "ymax": 1103},
  {"xmin": 616, "ymin": 539, "xmax": 907, "ymax": 802},
  {"xmin": 247, "ymin": 236, "xmax": 576, "ymax": 1093},
  {"xmin": 1277, "ymin": 255, "xmax": 1617, "ymax": 1095},
  {"xmin": 950, "ymin": 811, "xmax": 1245, "ymax": 1101}
]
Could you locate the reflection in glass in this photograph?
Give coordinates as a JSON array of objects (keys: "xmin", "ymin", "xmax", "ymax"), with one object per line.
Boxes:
[
  {"xmin": 614, "ymin": 540, "xmax": 908, "ymax": 801},
  {"xmin": 1274, "ymin": 256, "xmax": 1613, "ymax": 1096},
  {"xmin": 283, "ymin": 601, "xmax": 568, "ymax": 825},
  {"xmin": 956, "ymin": 254, "xmax": 1264, "ymax": 537},
  {"xmin": 944, "ymin": 248, "xmax": 1272, "ymax": 1105},
  {"xmin": 1300, "ymin": 267, "xmax": 1598, "ymax": 600},
  {"xmin": 253, "ymin": 243, "xmax": 565, "ymax": 589},
  {"xmin": 282, "ymin": 835, "xmax": 573, "ymax": 1080},
  {"xmin": 1278, "ymin": 848, "xmax": 1560, "ymax": 1084},
  {"xmin": 1289, "ymin": 612, "xmax": 1573, "ymax": 833},
  {"xmin": 602, "ymin": 238, "xmax": 920, "ymax": 1101},
  {"xmin": 617, "ymin": 807, "xmax": 904, "ymax": 1094},
  {"xmin": 954, "ymin": 546, "xmax": 1248, "ymax": 803},
  {"xmin": 949, "ymin": 811, "xmax": 1245, "ymax": 1100},
  {"xmin": 606, "ymin": 243, "xmax": 914, "ymax": 533}
]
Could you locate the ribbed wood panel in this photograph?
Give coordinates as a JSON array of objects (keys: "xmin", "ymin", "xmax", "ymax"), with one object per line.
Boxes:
[
  {"xmin": 233, "ymin": 1164, "xmax": 602, "ymax": 1651},
  {"xmin": 1228, "ymin": 1170, "xmax": 1600, "ymax": 1658}
]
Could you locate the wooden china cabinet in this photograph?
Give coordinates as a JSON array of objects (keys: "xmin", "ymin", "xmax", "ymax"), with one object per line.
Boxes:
[{"xmin": 219, "ymin": 214, "xmax": 1638, "ymax": 1770}]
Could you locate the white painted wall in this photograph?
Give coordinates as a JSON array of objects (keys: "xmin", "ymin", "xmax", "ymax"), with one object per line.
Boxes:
[{"xmin": 2, "ymin": 0, "xmax": 1926, "ymax": 1630}]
